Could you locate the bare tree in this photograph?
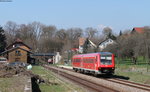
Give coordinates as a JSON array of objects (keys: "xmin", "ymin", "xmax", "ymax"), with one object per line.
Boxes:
[
  {"xmin": 55, "ymin": 29, "xmax": 67, "ymax": 40},
  {"xmin": 85, "ymin": 27, "xmax": 98, "ymax": 39},
  {"xmin": 16, "ymin": 22, "xmax": 43, "ymax": 51},
  {"xmin": 40, "ymin": 25, "xmax": 57, "ymax": 39},
  {"xmin": 4, "ymin": 21, "xmax": 19, "ymax": 44},
  {"xmin": 133, "ymin": 27, "xmax": 150, "ymax": 64},
  {"xmin": 66, "ymin": 28, "xmax": 83, "ymax": 48},
  {"xmin": 38, "ymin": 25, "xmax": 59, "ymax": 52},
  {"xmin": 66, "ymin": 28, "xmax": 83, "ymax": 41},
  {"xmin": 102, "ymin": 27, "xmax": 112, "ymax": 36}
]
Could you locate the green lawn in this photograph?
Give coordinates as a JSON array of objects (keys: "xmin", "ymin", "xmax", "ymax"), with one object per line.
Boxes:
[
  {"xmin": 115, "ymin": 70, "xmax": 150, "ymax": 84},
  {"xmin": 115, "ymin": 58, "xmax": 150, "ymax": 85},
  {"xmin": 31, "ymin": 65, "xmax": 84, "ymax": 92}
]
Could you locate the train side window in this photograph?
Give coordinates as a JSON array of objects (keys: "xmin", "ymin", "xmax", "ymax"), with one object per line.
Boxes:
[
  {"xmin": 84, "ymin": 58, "xmax": 86, "ymax": 62},
  {"xmin": 74, "ymin": 59, "xmax": 77, "ymax": 62},
  {"xmin": 75, "ymin": 58, "xmax": 81, "ymax": 62},
  {"xmin": 78, "ymin": 59, "xmax": 80, "ymax": 62},
  {"xmin": 91, "ymin": 58, "xmax": 94, "ymax": 63},
  {"xmin": 95, "ymin": 57, "xmax": 97, "ymax": 62},
  {"xmin": 86, "ymin": 59, "xmax": 88, "ymax": 63},
  {"xmin": 91, "ymin": 59, "xmax": 93, "ymax": 63},
  {"xmin": 89, "ymin": 58, "xmax": 91, "ymax": 63}
]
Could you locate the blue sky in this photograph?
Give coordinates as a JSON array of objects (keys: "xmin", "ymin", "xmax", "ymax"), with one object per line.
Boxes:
[{"xmin": 0, "ymin": 0, "xmax": 150, "ymax": 34}]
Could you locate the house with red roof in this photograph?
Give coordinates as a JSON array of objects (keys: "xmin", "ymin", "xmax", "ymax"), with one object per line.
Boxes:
[{"xmin": 132, "ymin": 27, "xmax": 144, "ymax": 33}]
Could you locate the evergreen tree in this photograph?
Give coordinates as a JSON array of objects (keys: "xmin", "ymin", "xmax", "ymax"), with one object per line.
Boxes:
[
  {"xmin": 83, "ymin": 38, "xmax": 89, "ymax": 53},
  {"xmin": 0, "ymin": 27, "xmax": 6, "ymax": 53},
  {"xmin": 119, "ymin": 30, "xmax": 122, "ymax": 36},
  {"xmin": 108, "ymin": 32, "xmax": 116, "ymax": 40}
]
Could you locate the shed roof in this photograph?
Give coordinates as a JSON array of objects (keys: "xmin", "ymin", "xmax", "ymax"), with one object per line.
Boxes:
[
  {"xmin": 0, "ymin": 46, "xmax": 33, "ymax": 55},
  {"xmin": 6, "ymin": 38, "xmax": 31, "ymax": 50}
]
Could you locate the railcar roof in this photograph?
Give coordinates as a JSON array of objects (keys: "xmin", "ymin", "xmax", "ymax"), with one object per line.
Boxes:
[
  {"xmin": 82, "ymin": 52, "xmax": 112, "ymax": 55},
  {"xmin": 97, "ymin": 52, "xmax": 112, "ymax": 55},
  {"xmin": 73, "ymin": 52, "xmax": 112, "ymax": 57}
]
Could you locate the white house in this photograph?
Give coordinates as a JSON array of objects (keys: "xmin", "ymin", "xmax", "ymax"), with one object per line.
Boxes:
[
  {"xmin": 78, "ymin": 37, "xmax": 97, "ymax": 53},
  {"xmin": 54, "ymin": 52, "xmax": 61, "ymax": 64},
  {"xmin": 98, "ymin": 38, "xmax": 115, "ymax": 51}
]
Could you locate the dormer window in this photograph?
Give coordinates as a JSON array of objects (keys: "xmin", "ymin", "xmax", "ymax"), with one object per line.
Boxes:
[
  {"xmin": 15, "ymin": 44, "xmax": 20, "ymax": 47},
  {"xmin": 13, "ymin": 44, "xmax": 20, "ymax": 47}
]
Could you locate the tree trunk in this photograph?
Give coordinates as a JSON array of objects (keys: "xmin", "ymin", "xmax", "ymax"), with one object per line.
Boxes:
[{"xmin": 132, "ymin": 57, "xmax": 137, "ymax": 64}]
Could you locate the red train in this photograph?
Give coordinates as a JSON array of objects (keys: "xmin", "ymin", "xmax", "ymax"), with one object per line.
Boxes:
[{"xmin": 72, "ymin": 52, "xmax": 115, "ymax": 75}]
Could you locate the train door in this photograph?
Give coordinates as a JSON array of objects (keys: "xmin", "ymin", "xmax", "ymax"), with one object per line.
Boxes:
[
  {"xmin": 80, "ymin": 56, "xmax": 83, "ymax": 68},
  {"xmin": 94, "ymin": 56, "xmax": 97, "ymax": 70},
  {"xmin": 95, "ymin": 54, "xmax": 100, "ymax": 71}
]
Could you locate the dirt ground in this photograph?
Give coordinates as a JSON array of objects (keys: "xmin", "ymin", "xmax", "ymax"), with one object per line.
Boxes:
[
  {"xmin": 0, "ymin": 63, "xmax": 33, "ymax": 92},
  {"xmin": 0, "ymin": 63, "xmax": 27, "ymax": 78},
  {"xmin": 0, "ymin": 63, "xmax": 40, "ymax": 78},
  {"xmin": 0, "ymin": 64, "xmax": 58, "ymax": 92}
]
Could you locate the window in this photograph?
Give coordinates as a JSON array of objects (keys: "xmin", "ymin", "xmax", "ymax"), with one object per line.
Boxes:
[
  {"xmin": 15, "ymin": 44, "xmax": 21, "ymax": 47},
  {"xmin": 15, "ymin": 50, "xmax": 21, "ymax": 56},
  {"xmin": 15, "ymin": 58, "xmax": 20, "ymax": 61},
  {"xmin": 100, "ymin": 55, "xmax": 112, "ymax": 65},
  {"xmin": 0, "ymin": 58, "xmax": 7, "ymax": 62},
  {"xmin": 83, "ymin": 57, "xmax": 95, "ymax": 63},
  {"xmin": 73, "ymin": 58, "xmax": 81, "ymax": 62}
]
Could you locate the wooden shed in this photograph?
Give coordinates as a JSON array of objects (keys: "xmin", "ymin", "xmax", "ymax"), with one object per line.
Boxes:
[{"xmin": 0, "ymin": 39, "xmax": 32, "ymax": 63}]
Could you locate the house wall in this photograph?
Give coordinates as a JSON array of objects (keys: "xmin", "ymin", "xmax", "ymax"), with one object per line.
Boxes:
[
  {"xmin": 99, "ymin": 39, "xmax": 114, "ymax": 51},
  {"xmin": 8, "ymin": 48, "xmax": 28, "ymax": 63}
]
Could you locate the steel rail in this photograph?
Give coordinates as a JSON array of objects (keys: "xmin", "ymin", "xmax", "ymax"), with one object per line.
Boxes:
[{"xmin": 44, "ymin": 65, "xmax": 118, "ymax": 92}]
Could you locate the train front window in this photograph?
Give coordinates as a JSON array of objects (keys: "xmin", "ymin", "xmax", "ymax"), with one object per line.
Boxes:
[{"xmin": 100, "ymin": 55, "xmax": 112, "ymax": 65}]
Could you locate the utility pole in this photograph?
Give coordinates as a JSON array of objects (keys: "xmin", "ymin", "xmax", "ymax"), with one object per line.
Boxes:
[
  {"xmin": 147, "ymin": 46, "xmax": 149, "ymax": 72},
  {"xmin": 144, "ymin": 35, "xmax": 149, "ymax": 72}
]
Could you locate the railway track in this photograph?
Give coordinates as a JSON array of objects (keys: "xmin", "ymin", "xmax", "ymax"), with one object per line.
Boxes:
[
  {"xmin": 58, "ymin": 65, "xmax": 150, "ymax": 92},
  {"xmin": 44, "ymin": 65, "xmax": 118, "ymax": 92},
  {"xmin": 106, "ymin": 78, "xmax": 150, "ymax": 91}
]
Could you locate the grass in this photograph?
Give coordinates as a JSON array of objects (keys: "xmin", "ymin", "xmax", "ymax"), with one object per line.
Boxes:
[
  {"xmin": 115, "ymin": 70, "xmax": 150, "ymax": 84},
  {"xmin": 31, "ymin": 65, "xmax": 84, "ymax": 92},
  {"xmin": 0, "ymin": 76, "xmax": 28, "ymax": 92},
  {"xmin": 115, "ymin": 56, "xmax": 149, "ymax": 65},
  {"xmin": 115, "ymin": 58, "xmax": 150, "ymax": 85}
]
